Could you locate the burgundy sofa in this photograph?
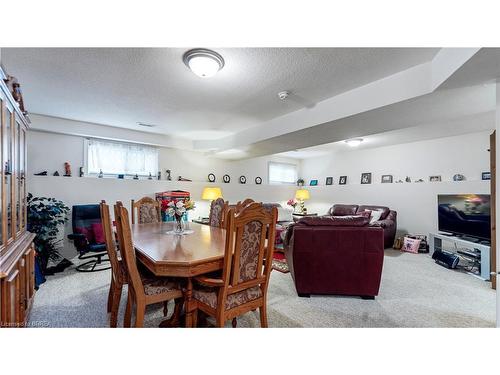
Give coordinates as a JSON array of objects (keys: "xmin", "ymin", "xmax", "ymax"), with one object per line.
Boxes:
[
  {"xmin": 328, "ymin": 204, "xmax": 397, "ymax": 248},
  {"xmin": 284, "ymin": 216, "xmax": 384, "ymax": 299}
]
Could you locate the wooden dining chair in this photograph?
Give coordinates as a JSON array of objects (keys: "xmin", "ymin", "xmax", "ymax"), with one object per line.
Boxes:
[
  {"xmin": 235, "ymin": 198, "xmax": 255, "ymax": 213},
  {"xmin": 187, "ymin": 202, "xmax": 278, "ymax": 327},
  {"xmin": 114, "ymin": 202, "xmax": 184, "ymax": 327},
  {"xmin": 131, "ymin": 197, "xmax": 161, "ymax": 224},
  {"xmin": 208, "ymin": 197, "xmax": 228, "ymax": 228},
  {"xmin": 100, "ymin": 200, "xmax": 128, "ymax": 328}
]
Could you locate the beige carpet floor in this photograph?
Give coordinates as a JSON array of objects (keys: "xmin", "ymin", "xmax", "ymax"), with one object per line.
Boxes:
[{"xmin": 28, "ymin": 250, "xmax": 496, "ymax": 327}]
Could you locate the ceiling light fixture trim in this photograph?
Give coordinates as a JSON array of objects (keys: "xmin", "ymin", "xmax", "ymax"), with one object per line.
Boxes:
[
  {"xmin": 183, "ymin": 48, "xmax": 225, "ymax": 78},
  {"xmin": 344, "ymin": 138, "xmax": 364, "ymax": 147}
]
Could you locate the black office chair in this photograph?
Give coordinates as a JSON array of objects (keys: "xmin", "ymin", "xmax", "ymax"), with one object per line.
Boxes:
[{"xmin": 68, "ymin": 204, "xmax": 111, "ymax": 272}]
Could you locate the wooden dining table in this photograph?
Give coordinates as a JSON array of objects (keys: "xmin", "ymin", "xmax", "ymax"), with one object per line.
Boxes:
[{"xmin": 131, "ymin": 221, "xmax": 226, "ymax": 327}]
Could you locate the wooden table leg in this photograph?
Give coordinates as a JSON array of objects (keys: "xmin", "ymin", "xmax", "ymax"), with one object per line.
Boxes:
[{"xmin": 184, "ymin": 277, "xmax": 194, "ymax": 328}]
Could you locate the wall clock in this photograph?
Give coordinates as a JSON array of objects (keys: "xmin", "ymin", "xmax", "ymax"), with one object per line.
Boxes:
[
  {"xmin": 207, "ymin": 173, "xmax": 216, "ymax": 182},
  {"xmin": 222, "ymin": 174, "xmax": 231, "ymax": 183},
  {"xmin": 255, "ymin": 176, "xmax": 262, "ymax": 184},
  {"xmin": 239, "ymin": 175, "xmax": 246, "ymax": 184}
]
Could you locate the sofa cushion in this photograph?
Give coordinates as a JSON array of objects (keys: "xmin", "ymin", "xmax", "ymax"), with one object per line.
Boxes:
[
  {"xmin": 328, "ymin": 204, "xmax": 358, "ymax": 216},
  {"xmin": 357, "ymin": 205, "xmax": 390, "ymax": 220},
  {"xmin": 298, "ymin": 215, "xmax": 370, "ymax": 227}
]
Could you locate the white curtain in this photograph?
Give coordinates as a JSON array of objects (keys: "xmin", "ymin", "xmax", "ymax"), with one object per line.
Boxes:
[
  {"xmin": 268, "ymin": 162, "xmax": 297, "ymax": 184},
  {"xmin": 87, "ymin": 139, "xmax": 159, "ymax": 176}
]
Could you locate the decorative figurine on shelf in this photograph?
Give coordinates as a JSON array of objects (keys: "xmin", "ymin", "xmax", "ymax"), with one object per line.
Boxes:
[
  {"xmin": 79, "ymin": 166, "xmax": 84, "ymax": 177},
  {"xmin": 64, "ymin": 162, "xmax": 72, "ymax": 177},
  {"xmin": 133, "ymin": 174, "xmax": 139, "ymax": 180},
  {"xmin": 34, "ymin": 171, "xmax": 48, "ymax": 176},
  {"xmin": 296, "ymin": 178, "xmax": 305, "ymax": 187},
  {"xmin": 405, "ymin": 176, "xmax": 411, "ymax": 183},
  {"xmin": 157, "ymin": 171, "xmax": 161, "ymax": 180},
  {"xmin": 178, "ymin": 176, "xmax": 192, "ymax": 182},
  {"xmin": 53, "ymin": 171, "xmax": 60, "ymax": 176},
  {"xmin": 166, "ymin": 169, "xmax": 172, "ymax": 181},
  {"xmin": 98, "ymin": 169, "xmax": 104, "ymax": 178},
  {"xmin": 148, "ymin": 172, "xmax": 153, "ymax": 180}
]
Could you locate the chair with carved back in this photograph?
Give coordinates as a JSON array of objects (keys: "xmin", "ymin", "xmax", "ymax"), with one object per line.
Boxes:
[
  {"xmin": 131, "ymin": 197, "xmax": 161, "ymax": 225},
  {"xmin": 114, "ymin": 201, "xmax": 183, "ymax": 327},
  {"xmin": 187, "ymin": 202, "xmax": 278, "ymax": 327},
  {"xmin": 235, "ymin": 198, "xmax": 255, "ymax": 213},
  {"xmin": 209, "ymin": 197, "xmax": 228, "ymax": 228},
  {"xmin": 100, "ymin": 200, "xmax": 127, "ymax": 327}
]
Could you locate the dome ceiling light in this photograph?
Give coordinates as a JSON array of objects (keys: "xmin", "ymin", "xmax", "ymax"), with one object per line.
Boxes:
[
  {"xmin": 344, "ymin": 138, "xmax": 364, "ymax": 147},
  {"xmin": 183, "ymin": 48, "xmax": 225, "ymax": 78}
]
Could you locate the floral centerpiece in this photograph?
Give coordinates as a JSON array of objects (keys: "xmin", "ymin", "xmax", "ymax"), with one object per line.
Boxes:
[
  {"xmin": 164, "ymin": 199, "xmax": 196, "ymax": 234},
  {"xmin": 287, "ymin": 198, "xmax": 297, "ymax": 213}
]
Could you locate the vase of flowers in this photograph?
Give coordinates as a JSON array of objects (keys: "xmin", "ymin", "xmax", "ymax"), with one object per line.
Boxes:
[
  {"xmin": 165, "ymin": 199, "xmax": 196, "ymax": 234},
  {"xmin": 287, "ymin": 198, "xmax": 298, "ymax": 213}
]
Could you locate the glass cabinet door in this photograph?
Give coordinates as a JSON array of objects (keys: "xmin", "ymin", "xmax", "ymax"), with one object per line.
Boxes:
[
  {"xmin": 20, "ymin": 126, "xmax": 26, "ymax": 231},
  {"xmin": 4, "ymin": 105, "xmax": 14, "ymax": 243},
  {"xmin": 0, "ymin": 94, "xmax": 4, "ymax": 248},
  {"xmin": 15, "ymin": 119, "xmax": 22, "ymax": 234}
]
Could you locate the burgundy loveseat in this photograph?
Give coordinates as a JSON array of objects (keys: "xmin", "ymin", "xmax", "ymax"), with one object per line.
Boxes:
[
  {"xmin": 284, "ymin": 216, "xmax": 384, "ymax": 299},
  {"xmin": 328, "ymin": 204, "xmax": 397, "ymax": 248}
]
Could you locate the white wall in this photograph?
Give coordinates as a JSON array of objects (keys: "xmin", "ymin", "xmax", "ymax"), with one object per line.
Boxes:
[
  {"xmin": 300, "ymin": 131, "xmax": 492, "ymax": 236},
  {"xmin": 27, "ymin": 129, "xmax": 492, "ymax": 259},
  {"xmin": 27, "ymin": 130, "xmax": 299, "ymax": 259}
]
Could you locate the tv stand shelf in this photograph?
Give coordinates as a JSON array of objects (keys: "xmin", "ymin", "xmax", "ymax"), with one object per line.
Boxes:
[{"xmin": 429, "ymin": 232, "xmax": 490, "ymax": 281}]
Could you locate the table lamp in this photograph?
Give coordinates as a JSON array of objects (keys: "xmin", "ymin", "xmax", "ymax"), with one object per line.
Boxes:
[
  {"xmin": 295, "ymin": 189, "xmax": 310, "ymax": 214},
  {"xmin": 201, "ymin": 186, "xmax": 223, "ymax": 201}
]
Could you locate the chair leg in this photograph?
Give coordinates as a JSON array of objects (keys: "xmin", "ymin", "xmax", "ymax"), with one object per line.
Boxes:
[
  {"xmin": 259, "ymin": 304, "xmax": 268, "ymax": 328},
  {"xmin": 215, "ymin": 317, "xmax": 225, "ymax": 328},
  {"xmin": 134, "ymin": 303, "xmax": 146, "ymax": 328},
  {"xmin": 163, "ymin": 301, "xmax": 169, "ymax": 317},
  {"xmin": 107, "ymin": 278, "xmax": 114, "ymax": 313},
  {"xmin": 110, "ymin": 282, "xmax": 123, "ymax": 328},
  {"xmin": 232, "ymin": 318, "xmax": 237, "ymax": 328},
  {"xmin": 124, "ymin": 290, "xmax": 132, "ymax": 328},
  {"xmin": 191, "ymin": 308, "xmax": 198, "ymax": 328}
]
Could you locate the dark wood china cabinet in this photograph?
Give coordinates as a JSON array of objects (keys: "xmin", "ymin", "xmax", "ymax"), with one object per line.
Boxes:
[{"xmin": 0, "ymin": 65, "xmax": 36, "ymax": 327}]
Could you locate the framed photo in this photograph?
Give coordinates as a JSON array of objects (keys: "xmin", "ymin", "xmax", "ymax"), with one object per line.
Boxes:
[
  {"xmin": 482, "ymin": 172, "xmax": 491, "ymax": 180},
  {"xmin": 429, "ymin": 175, "xmax": 441, "ymax": 182},
  {"xmin": 361, "ymin": 172, "xmax": 372, "ymax": 184},
  {"xmin": 339, "ymin": 176, "xmax": 347, "ymax": 185},
  {"xmin": 325, "ymin": 177, "xmax": 333, "ymax": 185},
  {"xmin": 381, "ymin": 175, "xmax": 393, "ymax": 183},
  {"xmin": 310, "ymin": 179, "xmax": 318, "ymax": 186}
]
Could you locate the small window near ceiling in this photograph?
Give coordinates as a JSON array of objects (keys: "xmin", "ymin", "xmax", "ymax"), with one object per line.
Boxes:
[
  {"xmin": 86, "ymin": 139, "xmax": 159, "ymax": 177},
  {"xmin": 268, "ymin": 162, "xmax": 297, "ymax": 185}
]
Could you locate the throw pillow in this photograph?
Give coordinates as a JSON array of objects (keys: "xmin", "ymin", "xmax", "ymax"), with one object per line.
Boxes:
[
  {"xmin": 91, "ymin": 223, "xmax": 105, "ymax": 244},
  {"xmin": 358, "ymin": 210, "xmax": 371, "ymax": 219},
  {"xmin": 368, "ymin": 209, "xmax": 384, "ymax": 224},
  {"xmin": 402, "ymin": 237, "xmax": 421, "ymax": 254},
  {"xmin": 277, "ymin": 206, "xmax": 294, "ymax": 222},
  {"xmin": 75, "ymin": 226, "xmax": 94, "ymax": 243}
]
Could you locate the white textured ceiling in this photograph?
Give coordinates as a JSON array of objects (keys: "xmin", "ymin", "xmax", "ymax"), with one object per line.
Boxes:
[{"xmin": 1, "ymin": 48, "xmax": 439, "ymax": 140}]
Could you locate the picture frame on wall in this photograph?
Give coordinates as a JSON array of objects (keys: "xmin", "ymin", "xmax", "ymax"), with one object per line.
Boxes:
[
  {"xmin": 339, "ymin": 176, "xmax": 347, "ymax": 185},
  {"xmin": 482, "ymin": 172, "xmax": 491, "ymax": 180},
  {"xmin": 429, "ymin": 175, "xmax": 441, "ymax": 182},
  {"xmin": 310, "ymin": 179, "xmax": 318, "ymax": 186},
  {"xmin": 325, "ymin": 176, "xmax": 333, "ymax": 185},
  {"xmin": 361, "ymin": 172, "xmax": 372, "ymax": 184},
  {"xmin": 381, "ymin": 175, "xmax": 393, "ymax": 183}
]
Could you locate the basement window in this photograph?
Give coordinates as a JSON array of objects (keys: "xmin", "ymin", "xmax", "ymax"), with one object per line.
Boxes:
[
  {"xmin": 268, "ymin": 162, "xmax": 298, "ymax": 185},
  {"xmin": 86, "ymin": 139, "xmax": 159, "ymax": 177}
]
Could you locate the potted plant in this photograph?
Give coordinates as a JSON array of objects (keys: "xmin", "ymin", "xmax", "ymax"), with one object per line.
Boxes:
[
  {"xmin": 296, "ymin": 178, "xmax": 305, "ymax": 187},
  {"xmin": 27, "ymin": 193, "xmax": 70, "ymax": 273}
]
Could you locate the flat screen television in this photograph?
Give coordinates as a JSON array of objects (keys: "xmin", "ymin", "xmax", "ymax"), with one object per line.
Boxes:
[{"xmin": 438, "ymin": 194, "xmax": 491, "ymax": 241}]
